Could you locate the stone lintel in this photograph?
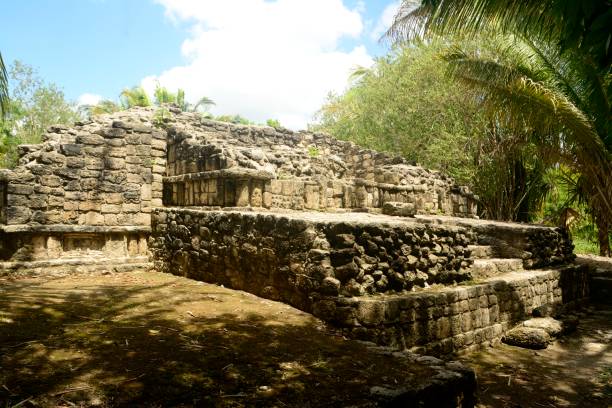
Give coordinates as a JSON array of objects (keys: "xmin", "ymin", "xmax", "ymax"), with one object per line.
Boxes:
[
  {"xmin": 164, "ymin": 168, "xmax": 274, "ymax": 183},
  {"xmin": 0, "ymin": 224, "xmax": 152, "ymax": 234}
]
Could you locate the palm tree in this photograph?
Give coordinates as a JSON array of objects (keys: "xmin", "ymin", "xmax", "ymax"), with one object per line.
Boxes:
[
  {"xmin": 120, "ymin": 86, "xmax": 151, "ymax": 109},
  {"xmin": 387, "ymin": 1, "xmax": 612, "ymax": 256},
  {"xmin": 387, "ymin": 0, "xmax": 611, "ymax": 72},
  {"xmin": 0, "ymin": 52, "xmax": 9, "ymax": 118},
  {"xmin": 190, "ymin": 96, "xmax": 215, "ymax": 113},
  {"xmin": 80, "ymin": 99, "xmax": 121, "ymax": 118}
]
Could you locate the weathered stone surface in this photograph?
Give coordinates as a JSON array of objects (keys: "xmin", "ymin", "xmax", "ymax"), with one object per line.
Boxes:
[
  {"xmin": 382, "ymin": 201, "xmax": 416, "ymax": 217},
  {"xmin": 0, "ymin": 106, "xmax": 588, "ymax": 362},
  {"xmin": 502, "ymin": 326, "xmax": 551, "ymax": 349},
  {"xmin": 522, "ymin": 317, "xmax": 564, "ymax": 336}
]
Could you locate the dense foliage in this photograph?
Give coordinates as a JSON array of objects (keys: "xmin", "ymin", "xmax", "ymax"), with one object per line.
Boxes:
[
  {"xmin": 387, "ymin": 0, "xmax": 611, "ymax": 256},
  {"xmin": 0, "ymin": 61, "xmax": 79, "ymax": 167},
  {"xmin": 315, "ymin": 43, "xmax": 481, "ymax": 184},
  {"xmin": 315, "ymin": 42, "xmax": 552, "ymax": 222}
]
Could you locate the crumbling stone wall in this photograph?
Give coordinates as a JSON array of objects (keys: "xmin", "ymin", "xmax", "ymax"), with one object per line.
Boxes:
[
  {"xmin": 430, "ymin": 217, "xmax": 576, "ymax": 268},
  {"xmin": 150, "ymin": 208, "xmax": 477, "ymax": 311},
  {"xmin": 0, "ymin": 113, "xmax": 166, "ymax": 264},
  {"xmin": 150, "ymin": 207, "xmax": 588, "ymax": 354},
  {"xmin": 0, "ymin": 120, "xmax": 164, "ymax": 226},
  {"xmin": 162, "ymin": 116, "xmax": 478, "ymax": 217},
  {"xmin": 326, "ymin": 265, "xmax": 589, "ymax": 353}
]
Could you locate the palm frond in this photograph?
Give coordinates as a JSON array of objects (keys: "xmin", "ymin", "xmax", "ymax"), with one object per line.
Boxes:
[
  {"xmin": 445, "ymin": 44, "xmax": 612, "ymax": 217},
  {"xmin": 192, "ymin": 96, "xmax": 215, "ymax": 112},
  {"xmin": 387, "ymin": 0, "xmax": 612, "ymax": 69},
  {"xmin": 120, "ymin": 86, "xmax": 151, "ymax": 109},
  {"xmin": 0, "ymin": 52, "xmax": 9, "ymax": 118}
]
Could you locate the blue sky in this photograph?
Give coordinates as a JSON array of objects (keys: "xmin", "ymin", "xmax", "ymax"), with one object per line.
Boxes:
[{"xmin": 1, "ymin": 0, "xmax": 400, "ymax": 128}]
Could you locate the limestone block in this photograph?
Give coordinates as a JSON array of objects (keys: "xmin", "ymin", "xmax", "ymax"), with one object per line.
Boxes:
[
  {"xmin": 40, "ymin": 175, "xmax": 62, "ymax": 187},
  {"xmin": 31, "ymin": 235, "xmax": 48, "ymax": 259},
  {"xmin": 8, "ymin": 184, "xmax": 34, "ymax": 195},
  {"xmin": 64, "ymin": 201, "xmax": 79, "ymax": 211},
  {"xmin": 134, "ymin": 213, "xmax": 150, "ymax": 225},
  {"xmin": 76, "ymin": 134, "xmax": 104, "ymax": 145},
  {"xmin": 269, "ymin": 180, "xmax": 282, "ymax": 195},
  {"xmin": 138, "ymin": 235, "xmax": 148, "ymax": 255},
  {"xmin": 47, "ymin": 236, "xmax": 62, "ymax": 257},
  {"xmin": 79, "ymin": 201, "xmax": 101, "ymax": 212},
  {"xmin": 128, "ymin": 237, "xmax": 139, "ymax": 256},
  {"xmin": 48, "ymin": 196, "xmax": 64, "ymax": 208},
  {"xmin": 6, "ymin": 206, "xmax": 32, "ymax": 224},
  {"xmin": 105, "ymin": 158, "xmax": 126, "ymax": 170},
  {"xmin": 60, "ymin": 211, "xmax": 77, "ymax": 223},
  {"xmin": 122, "ymin": 203, "xmax": 140, "ymax": 213},
  {"xmin": 105, "ymin": 235, "xmax": 126, "ymax": 256},
  {"xmin": 78, "ymin": 211, "xmax": 104, "ymax": 225},
  {"xmin": 250, "ymin": 182, "xmax": 263, "ymax": 207},
  {"xmin": 263, "ymin": 191, "xmax": 272, "ymax": 208},
  {"xmin": 104, "ymin": 193, "xmax": 123, "ymax": 204},
  {"xmin": 101, "ymin": 204, "xmax": 121, "ymax": 214},
  {"xmin": 235, "ymin": 180, "xmax": 250, "ymax": 207},
  {"xmin": 104, "ymin": 214, "xmax": 118, "ymax": 225},
  {"xmin": 141, "ymin": 184, "xmax": 152, "ymax": 201}
]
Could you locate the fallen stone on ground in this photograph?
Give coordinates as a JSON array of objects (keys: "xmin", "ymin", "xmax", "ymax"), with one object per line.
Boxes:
[
  {"xmin": 522, "ymin": 317, "xmax": 564, "ymax": 336},
  {"xmin": 502, "ymin": 326, "xmax": 551, "ymax": 349}
]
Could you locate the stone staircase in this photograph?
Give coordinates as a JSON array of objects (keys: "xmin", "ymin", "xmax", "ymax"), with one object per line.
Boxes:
[{"xmin": 467, "ymin": 243, "xmax": 524, "ymax": 280}]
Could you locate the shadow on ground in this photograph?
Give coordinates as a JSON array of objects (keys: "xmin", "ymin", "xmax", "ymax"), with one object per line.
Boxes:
[
  {"xmin": 0, "ymin": 271, "xmax": 436, "ymax": 408},
  {"xmin": 458, "ymin": 306, "xmax": 612, "ymax": 408}
]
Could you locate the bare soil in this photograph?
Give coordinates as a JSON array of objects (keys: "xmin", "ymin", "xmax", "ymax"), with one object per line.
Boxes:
[
  {"xmin": 1, "ymin": 270, "xmax": 610, "ymax": 407},
  {"xmin": 0, "ymin": 270, "xmax": 438, "ymax": 408},
  {"xmin": 459, "ymin": 307, "xmax": 612, "ymax": 408}
]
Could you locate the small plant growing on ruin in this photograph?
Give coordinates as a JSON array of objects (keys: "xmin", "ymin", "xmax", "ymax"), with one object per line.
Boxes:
[
  {"xmin": 308, "ymin": 146, "xmax": 320, "ymax": 157},
  {"xmin": 153, "ymin": 107, "xmax": 171, "ymax": 127}
]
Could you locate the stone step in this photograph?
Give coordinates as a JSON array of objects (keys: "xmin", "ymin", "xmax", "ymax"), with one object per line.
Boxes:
[
  {"xmin": 470, "ymin": 258, "xmax": 524, "ymax": 279},
  {"xmin": 467, "ymin": 244, "xmax": 494, "ymax": 259},
  {"xmin": 324, "ymin": 265, "xmax": 589, "ymax": 356},
  {"xmin": 0, "ymin": 257, "xmax": 152, "ymax": 277}
]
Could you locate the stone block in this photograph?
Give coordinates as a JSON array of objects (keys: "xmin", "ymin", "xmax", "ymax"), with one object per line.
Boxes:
[
  {"xmin": 101, "ymin": 204, "xmax": 121, "ymax": 214},
  {"xmin": 6, "ymin": 206, "xmax": 32, "ymax": 224},
  {"xmin": 82, "ymin": 211, "xmax": 105, "ymax": 225},
  {"xmin": 141, "ymin": 184, "xmax": 152, "ymax": 201},
  {"xmin": 105, "ymin": 158, "xmax": 126, "ymax": 170}
]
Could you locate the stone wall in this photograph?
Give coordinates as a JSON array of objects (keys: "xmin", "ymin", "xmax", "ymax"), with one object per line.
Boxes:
[
  {"xmin": 417, "ymin": 216, "xmax": 576, "ymax": 270},
  {"xmin": 0, "ymin": 113, "xmax": 166, "ymax": 264},
  {"xmin": 326, "ymin": 265, "xmax": 589, "ymax": 354},
  {"xmin": 150, "ymin": 207, "xmax": 588, "ymax": 354},
  {"xmin": 150, "ymin": 208, "xmax": 477, "ymax": 311},
  {"xmin": 162, "ymin": 115, "xmax": 478, "ymax": 217}
]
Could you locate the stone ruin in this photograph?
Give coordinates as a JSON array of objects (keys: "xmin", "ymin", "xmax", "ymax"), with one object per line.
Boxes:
[{"xmin": 0, "ymin": 107, "xmax": 589, "ymax": 355}]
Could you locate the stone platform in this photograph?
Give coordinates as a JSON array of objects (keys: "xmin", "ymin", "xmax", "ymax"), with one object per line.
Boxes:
[{"xmin": 150, "ymin": 207, "xmax": 584, "ymax": 353}]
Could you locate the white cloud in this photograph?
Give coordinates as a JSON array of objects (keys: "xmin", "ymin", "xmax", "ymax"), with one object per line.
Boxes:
[
  {"xmin": 145, "ymin": 0, "xmax": 373, "ymax": 129},
  {"xmin": 371, "ymin": 1, "xmax": 400, "ymax": 42},
  {"xmin": 77, "ymin": 93, "xmax": 103, "ymax": 106}
]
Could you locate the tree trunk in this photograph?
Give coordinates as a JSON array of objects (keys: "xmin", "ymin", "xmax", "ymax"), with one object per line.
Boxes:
[{"xmin": 597, "ymin": 218, "xmax": 611, "ymax": 257}]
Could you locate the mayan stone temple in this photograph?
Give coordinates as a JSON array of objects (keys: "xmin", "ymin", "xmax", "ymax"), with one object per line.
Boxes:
[{"xmin": 0, "ymin": 106, "xmax": 595, "ymax": 405}]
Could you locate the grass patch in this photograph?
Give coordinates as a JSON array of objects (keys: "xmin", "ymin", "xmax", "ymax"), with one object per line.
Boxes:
[{"xmin": 573, "ymin": 235, "xmax": 600, "ymax": 255}]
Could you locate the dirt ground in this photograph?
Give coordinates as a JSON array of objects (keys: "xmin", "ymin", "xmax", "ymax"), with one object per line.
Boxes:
[
  {"xmin": 0, "ymin": 270, "xmax": 610, "ymax": 408},
  {"xmin": 0, "ymin": 270, "xmax": 443, "ymax": 408},
  {"xmin": 459, "ymin": 307, "xmax": 612, "ymax": 408}
]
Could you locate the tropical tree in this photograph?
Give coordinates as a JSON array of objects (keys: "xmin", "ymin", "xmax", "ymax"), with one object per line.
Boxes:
[
  {"xmin": 120, "ymin": 86, "xmax": 151, "ymax": 109},
  {"xmin": 0, "ymin": 52, "xmax": 8, "ymax": 118},
  {"xmin": 190, "ymin": 96, "xmax": 215, "ymax": 113},
  {"xmin": 0, "ymin": 61, "xmax": 79, "ymax": 167},
  {"xmin": 387, "ymin": 0, "xmax": 611, "ymax": 72},
  {"xmin": 315, "ymin": 41, "xmax": 552, "ymax": 221},
  {"xmin": 388, "ymin": 0, "xmax": 612, "ymax": 256},
  {"xmin": 315, "ymin": 42, "xmax": 483, "ymax": 184}
]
